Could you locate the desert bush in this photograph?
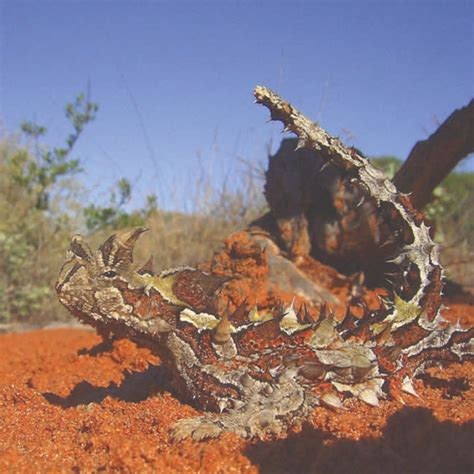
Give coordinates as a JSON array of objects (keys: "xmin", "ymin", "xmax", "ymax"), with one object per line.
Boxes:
[
  {"xmin": 0, "ymin": 93, "xmax": 98, "ymax": 324},
  {"xmin": 431, "ymin": 173, "xmax": 474, "ymax": 290},
  {"xmin": 0, "ymin": 137, "xmax": 74, "ymax": 323}
]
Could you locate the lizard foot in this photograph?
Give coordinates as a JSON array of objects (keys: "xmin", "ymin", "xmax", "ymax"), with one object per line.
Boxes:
[
  {"xmin": 171, "ymin": 408, "xmax": 288, "ymax": 441},
  {"xmin": 171, "ymin": 415, "xmax": 226, "ymax": 441}
]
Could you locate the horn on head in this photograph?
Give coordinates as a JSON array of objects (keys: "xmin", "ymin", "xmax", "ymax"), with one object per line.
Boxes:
[
  {"xmin": 69, "ymin": 234, "xmax": 93, "ymax": 262},
  {"xmin": 99, "ymin": 227, "xmax": 148, "ymax": 268}
]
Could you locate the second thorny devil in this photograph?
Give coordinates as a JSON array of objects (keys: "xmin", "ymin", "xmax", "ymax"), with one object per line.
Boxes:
[{"xmin": 56, "ymin": 86, "xmax": 473, "ymax": 440}]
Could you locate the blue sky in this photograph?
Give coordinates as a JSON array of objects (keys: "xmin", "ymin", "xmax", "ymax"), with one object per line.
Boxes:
[{"xmin": 1, "ymin": 1, "xmax": 472, "ymax": 211}]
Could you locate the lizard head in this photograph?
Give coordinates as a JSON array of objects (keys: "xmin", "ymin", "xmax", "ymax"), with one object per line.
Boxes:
[{"xmin": 56, "ymin": 227, "xmax": 173, "ymax": 334}]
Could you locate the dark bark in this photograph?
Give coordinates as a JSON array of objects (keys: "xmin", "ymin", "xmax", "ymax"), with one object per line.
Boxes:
[{"xmin": 394, "ymin": 99, "xmax": 474, "ymax": 209}]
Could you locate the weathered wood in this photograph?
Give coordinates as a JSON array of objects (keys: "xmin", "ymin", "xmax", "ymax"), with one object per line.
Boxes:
[{"xmin": 394, "ymin": 99, "xmax": 474, "ymax": 209}]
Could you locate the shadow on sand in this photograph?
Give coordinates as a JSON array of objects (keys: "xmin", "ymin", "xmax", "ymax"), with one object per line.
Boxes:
[
  {"xmin": 43, "ymin": 363, "xmax": 169, "ymax": 406},
  {"xmin": 245, "ymin": 407, "xmax": 474, "ymax": 474}
]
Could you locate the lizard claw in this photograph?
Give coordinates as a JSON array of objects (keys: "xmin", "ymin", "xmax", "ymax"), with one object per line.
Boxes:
[{"xmin": 171, "ymin": 415, "xmax": 224, "ymax": 441}]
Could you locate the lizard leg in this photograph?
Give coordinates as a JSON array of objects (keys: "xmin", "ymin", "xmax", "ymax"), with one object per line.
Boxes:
[{"xmin": 171, "ymin": 374, "xmax": 315, "ymax": 441}]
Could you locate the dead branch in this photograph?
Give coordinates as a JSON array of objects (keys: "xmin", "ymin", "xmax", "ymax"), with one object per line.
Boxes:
[{"xmin": 394, "ymin": 99, "xmax": 474, "ymax": 209}]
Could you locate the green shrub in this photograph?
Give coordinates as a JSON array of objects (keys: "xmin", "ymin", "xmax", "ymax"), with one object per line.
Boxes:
[
  {"xmin": 0, "ymin": 137, "xmax": 72, "ymax": 322},
  {"xmin": 0, "ymin": 92, "xmax": 97, "ymax": 323}
]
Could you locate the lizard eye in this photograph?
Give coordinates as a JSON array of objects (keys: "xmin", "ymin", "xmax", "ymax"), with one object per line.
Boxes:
[{"xmin": 102, "ymin": 270, "xmax": 117, "ymax": 278}]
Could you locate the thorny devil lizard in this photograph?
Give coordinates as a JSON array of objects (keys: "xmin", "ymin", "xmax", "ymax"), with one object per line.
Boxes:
[{"xmin": 56, "ymin": 86, "xmax": 473, "ymax": 441}]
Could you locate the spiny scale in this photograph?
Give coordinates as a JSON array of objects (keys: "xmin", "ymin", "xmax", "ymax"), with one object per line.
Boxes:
[{"xmin": 56, "ymin": 86, "xmax": 473, "ymax": 441}]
